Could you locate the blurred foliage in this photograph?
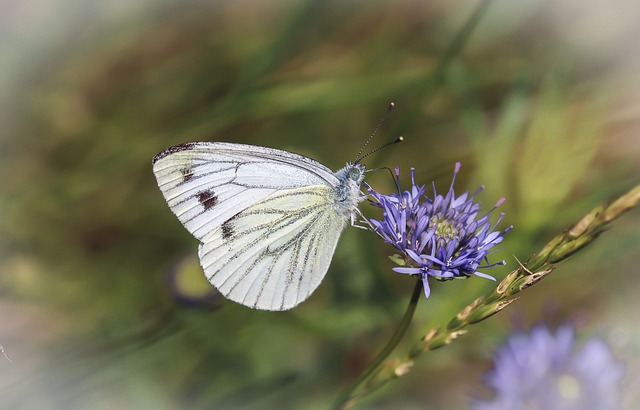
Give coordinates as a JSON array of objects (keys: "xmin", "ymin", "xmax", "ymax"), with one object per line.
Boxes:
[{"xmin": 1, "ymin": 0, "xmax": 639, "ymax": 409}]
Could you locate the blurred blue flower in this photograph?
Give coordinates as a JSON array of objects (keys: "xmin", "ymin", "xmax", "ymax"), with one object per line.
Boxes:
[
  {"xmin": 473, "ymin": 325, "xmax": 625, "ymax": 410},
  {"xmin": 365, "ymin": 163, "xmax": 510, "ymax": 298}
]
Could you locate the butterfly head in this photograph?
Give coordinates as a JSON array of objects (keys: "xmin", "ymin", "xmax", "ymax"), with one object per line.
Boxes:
[{"xmin": 348, "ymin": 162, "xmax": 366, "ymax": 184}]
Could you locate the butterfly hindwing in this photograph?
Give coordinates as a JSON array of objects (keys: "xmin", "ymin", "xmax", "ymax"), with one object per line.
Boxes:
[{"xmin": 198, "ymin": 185, "xmax": 346, "ymax": 310}]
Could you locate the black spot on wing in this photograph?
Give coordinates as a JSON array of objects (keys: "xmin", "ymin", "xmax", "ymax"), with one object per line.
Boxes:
[
  {"xmin": 180, "ymin": 167, "xmax": 194, "ymax": 182},
  {"xmin": 197, "ymin": 190, "xmax": 218, "ymax": 210},
  {"xmin": 221, "ymin": 220, "xmax": 234, "ymax": 240},
  {"xmin": 152, "ymin": 142, "xmax": 199, "ymax": 164}
]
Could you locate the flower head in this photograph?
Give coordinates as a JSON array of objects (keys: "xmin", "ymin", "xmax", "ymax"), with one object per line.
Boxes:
[
  {"xmin": 365, "ymin": 163, "xmax": 511, "ymax": 298},
  {"xmin": 472, "ymin": 325, "xmax": 625, "ymax": 410}
]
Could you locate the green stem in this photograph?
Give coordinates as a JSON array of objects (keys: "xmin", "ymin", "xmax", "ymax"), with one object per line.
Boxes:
[
  {"xmin": 397, "ymin": 0, "xmax": 494, "ymax": 139},
  {"xmin": 433, "ymin": 0, "xmax": 494, "ymax": 80},
  {"xmin": 334, "ymin": 278, "xmax": 423, "ymax": 410}
]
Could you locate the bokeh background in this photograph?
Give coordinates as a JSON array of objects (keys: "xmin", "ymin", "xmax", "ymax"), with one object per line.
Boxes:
[{"xmin": 1, "ymin": 0, "xmax": 639, "ymax": 408}]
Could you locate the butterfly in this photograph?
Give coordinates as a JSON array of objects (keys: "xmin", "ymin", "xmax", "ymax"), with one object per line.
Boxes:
[{"xmin": 152, "ymin": 142, "xmax": 366, "ymax": 311}]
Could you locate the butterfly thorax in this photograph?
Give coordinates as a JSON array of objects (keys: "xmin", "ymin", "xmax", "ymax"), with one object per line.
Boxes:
[{"xmin": 333, "ymin": 162, "xmax": 366, "ymax": 218}]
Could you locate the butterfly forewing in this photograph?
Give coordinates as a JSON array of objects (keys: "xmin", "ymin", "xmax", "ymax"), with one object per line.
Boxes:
[
  {"xmin": 152, "ymin": 142, "xmax": 338, "ymax": 242},
  {"xmin": 152, "ymin": 142, "xmax": 360, "ymax": 310}
]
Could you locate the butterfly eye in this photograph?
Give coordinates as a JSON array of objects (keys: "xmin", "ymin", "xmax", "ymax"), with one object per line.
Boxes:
[{"xmin": 349, "ymin": 167, "xmax": 361, "ymax": 181}]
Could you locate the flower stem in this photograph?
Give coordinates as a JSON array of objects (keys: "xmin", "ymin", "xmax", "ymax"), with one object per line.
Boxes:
[{"xmin": 334, "ymin": 278, "xmax": 423, "ymax": 410}]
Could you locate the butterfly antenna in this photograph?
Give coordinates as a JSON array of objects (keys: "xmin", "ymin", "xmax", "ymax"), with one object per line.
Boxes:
[
  {"xmin": 356, "ymin": 136, "xmax": 404, "ymax": 163},
  {"xmin": 355, "ymin": 102, "xmax": 395, "ymax": 162}
]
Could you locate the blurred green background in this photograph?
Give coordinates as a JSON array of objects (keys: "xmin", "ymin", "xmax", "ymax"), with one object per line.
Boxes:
[{"xmin": 1, "ymin": 0, "xmax": 639, "ymax": 408}]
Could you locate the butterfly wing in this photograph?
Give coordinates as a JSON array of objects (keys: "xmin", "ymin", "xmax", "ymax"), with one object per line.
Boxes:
[
  {"xmin": 152, "ymin": 142, "xmax": 338, "ymax": 242},
  {"xmin": 199, "ymin": 184, "xmax": 347, "ymax": 310},
  {"xmin": 152, "ymin": 142, "xmax": 349, "ymax": 310}
]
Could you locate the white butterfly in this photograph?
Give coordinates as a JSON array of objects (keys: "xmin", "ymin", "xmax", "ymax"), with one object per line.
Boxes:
[{"xmin": 152, "ymin": 142, "xmax": 366, "ymax": 311}]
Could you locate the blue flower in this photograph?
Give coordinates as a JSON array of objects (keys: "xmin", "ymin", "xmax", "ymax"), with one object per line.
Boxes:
[
  {"xmin": 472, "ymin": 325, "xmax": 625, "ymax": 410},
  {"xmin": 365, "ymin": 163, "xmax": 511, "ymax": 298}
]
